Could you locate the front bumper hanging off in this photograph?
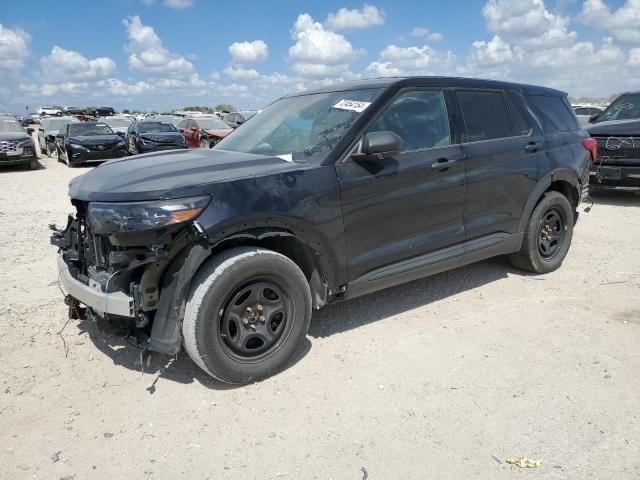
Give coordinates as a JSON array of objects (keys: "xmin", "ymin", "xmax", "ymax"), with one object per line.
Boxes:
[{"xmin": 57, "ymin": 255, "xmax": 134, "ymax": 317}]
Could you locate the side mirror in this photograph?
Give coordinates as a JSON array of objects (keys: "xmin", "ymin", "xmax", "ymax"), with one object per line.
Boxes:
[
  {"xmin": 179, "ymin": 128, "xmax": 184, "ymax": 133},
  {"xmin": 26, "ymin": 127, "xmax": 35, "ymax": 135},
  {"xmin": 588, "ymin": 113, "xmax": 600, "ymax": 124},
  {"xmin": 353, "ymin": 131, "xmax": 402, "ymax": 161}
]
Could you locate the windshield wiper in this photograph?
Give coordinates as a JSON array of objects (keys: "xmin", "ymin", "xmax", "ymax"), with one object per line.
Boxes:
[{"xmin": 302, "ymin": 120, "xmax": 352, "ymax": 158}]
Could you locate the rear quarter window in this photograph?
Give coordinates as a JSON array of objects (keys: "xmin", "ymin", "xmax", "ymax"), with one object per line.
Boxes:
[{"xmin": 527, "ymin": 95, "xmax": 579, "ymax": 132}]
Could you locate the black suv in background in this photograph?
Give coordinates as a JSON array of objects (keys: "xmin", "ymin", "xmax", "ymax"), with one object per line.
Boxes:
[
  {"xmin": 0, "ymin": 116, "xmax": 38, "ymax": 170},
  {"xmin": 587, "ymin": 91, "xmax": 640, "ymax": 192},
  {"xmin": 52, "ymin": 77, "xmax": 593, "ymax": 384},
  {"xmin": 125, "ymin": 119, "xmax": 187, "ymax": 154}
]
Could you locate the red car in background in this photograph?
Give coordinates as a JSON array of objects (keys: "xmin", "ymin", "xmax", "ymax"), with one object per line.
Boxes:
[{"xmin": 177, "ymin": 116, "xmax": 234, "ymax": 148}]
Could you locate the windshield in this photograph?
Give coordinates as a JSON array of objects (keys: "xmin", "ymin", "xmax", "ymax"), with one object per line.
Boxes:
[
  {"xmin": 69, "ymin": 123, "xmax": 114, "ymax": 136},
  {"xmin": 597, "ymin": 94, "xmax": 640, "ymax": 122},
  {"xmin": 197, "ymin": 118, "xmax": 230, "ymax": 130},
  {"xmin": 139, "ymin": 122, "xmax": 178, "ymax": 133},
  {"xmin": 102, "ymin": 117, "xmax": 131, "ymax": 128},
  {"xmin": 215, "ymin": 88, "xmax": 382, "ymax": 162},
  {"xmin": 44, "ymin": 118, "xmax": 77, "ymax": 131},
  {"xmin": 150, "ymin": 116, "xmax": 180, "ymax": 126},
  {"xmin": 0, "ymin": 119, "xmax": 23, "ymax": 133}
]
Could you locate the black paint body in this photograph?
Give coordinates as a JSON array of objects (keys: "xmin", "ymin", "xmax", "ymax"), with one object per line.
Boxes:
[{"xmin": 60, "ymin": 77, "xmax": 591, "ymax": 354}]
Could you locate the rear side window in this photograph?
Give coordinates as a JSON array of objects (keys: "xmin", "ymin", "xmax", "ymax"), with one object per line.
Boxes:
[
  {"xmin": 527, "ymin": 95, "xmax": 579, "ymax": 132},
  {"xmin": 506, "ymin": 94, "xmax": 531, "ymax": 136},
  {"xmin": 457, "ymin": 91, "xmax": 512, "ymax": 142}
]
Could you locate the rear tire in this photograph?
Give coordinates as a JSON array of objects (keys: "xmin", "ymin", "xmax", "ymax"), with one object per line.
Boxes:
[
  {"xmin": 182, "ymin": 247, "xmax": 312, "ymax": 384},
  {"xmin": 508, "ymin": 191, "xmax": 574, "ymax": 273}
]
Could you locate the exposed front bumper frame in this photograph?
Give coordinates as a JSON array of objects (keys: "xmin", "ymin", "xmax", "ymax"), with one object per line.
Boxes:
[{"xmin": 57, "ymin": 255, "xmax": 134, "ymax": 317}]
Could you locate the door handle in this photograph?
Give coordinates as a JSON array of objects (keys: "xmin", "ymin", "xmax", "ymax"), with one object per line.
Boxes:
[
  {"xmin": 432, "ymin": 158, "xmax": 457, "ymax": 171},
  {"xmin": 525, "ymin": 142, "xmax": 542, "ymax": 153}
]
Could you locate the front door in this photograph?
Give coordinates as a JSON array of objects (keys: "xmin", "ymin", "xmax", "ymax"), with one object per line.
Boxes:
[{"xmin": 336, "ymin": 89, "xmax": 466, "ymax": 284}]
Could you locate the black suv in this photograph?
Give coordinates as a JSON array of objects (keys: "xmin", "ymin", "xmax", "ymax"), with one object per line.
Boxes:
[
  {"xmin": 125, "ymin": 119, "xmax": 187, "ymax": 154},
  {"xmin": 587, "ymin": 91, "xmax": 640, "ymax": 192},
  {"xmin": 52, "ymin": 77, "xmax": 593, "ymax": 384}
]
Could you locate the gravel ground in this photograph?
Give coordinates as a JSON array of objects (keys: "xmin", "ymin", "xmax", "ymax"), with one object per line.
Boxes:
[{"xmin": 1, "ymin": 143, "xmax": 640, "ymax": 479}]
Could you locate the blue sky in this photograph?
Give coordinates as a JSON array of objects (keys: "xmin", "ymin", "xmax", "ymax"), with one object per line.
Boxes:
[{"xmin": 1, "ymin": 0, "xmax": 639, "ymax": 112}]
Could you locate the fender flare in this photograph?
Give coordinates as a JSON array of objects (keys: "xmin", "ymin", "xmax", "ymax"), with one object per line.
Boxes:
[{"xmin": 517, "ymin": 169, "xmax": 580, "ymax": 232}]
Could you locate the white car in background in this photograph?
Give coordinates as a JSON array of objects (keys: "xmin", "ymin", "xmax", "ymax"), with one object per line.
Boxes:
[
  {"xmin": 573, "ymin": 105, "xmax": 606, "ymax": 127},
  {"xmin": 36, "ymin": 107, "xmax": 62, "ymax": 116}
]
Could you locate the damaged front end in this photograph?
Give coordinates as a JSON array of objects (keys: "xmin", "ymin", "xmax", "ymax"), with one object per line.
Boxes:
[{"xmin": 51, "ymin": 196, "xmax": 212, "ymax": 355}]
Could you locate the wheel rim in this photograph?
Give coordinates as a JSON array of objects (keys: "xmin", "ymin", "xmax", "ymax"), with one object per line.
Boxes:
[
  {"xmin": 537, "ymin": 208, "xmax": 565, "ymax": 260},
  {"xmin": 218, "ymin": 278, "xmax": 292, "ymax": 362}
]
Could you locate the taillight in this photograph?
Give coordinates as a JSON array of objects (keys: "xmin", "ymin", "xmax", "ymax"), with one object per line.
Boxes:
[{"xmin": 581, "ymin": 137, "xmax": 597, "ymax": 164}]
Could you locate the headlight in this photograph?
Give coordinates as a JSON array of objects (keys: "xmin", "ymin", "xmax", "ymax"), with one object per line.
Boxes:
[
  {"xmin": 117, "ymin": 140, "xmax": 126, "ymax": 147},
  {"xmin": 88, "ymin": 196, "xmax": 211, "ymax": 234}
]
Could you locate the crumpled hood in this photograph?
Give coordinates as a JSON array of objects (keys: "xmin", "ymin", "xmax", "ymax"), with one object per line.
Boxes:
[
  {"xmin": 70, "ymin": 134, "xmax": 122, "ymax": 145},
  {"xmin": 0, "ymin": 132, "xmax": 31, "ymax": 142},
  {"xmin": 68, "ymin": 148, "xmax": 311, "ymax": 202},
  {"xmin": 204, "ymin": 128, "xmax": 232, "ymax": 138},
  {"xmin": 587, "ymin": 118, "xmax": 640, "ymax": 136},
  {"xmin": 139, "ymin": 132, "xmax": 183, "ymax": 143}
]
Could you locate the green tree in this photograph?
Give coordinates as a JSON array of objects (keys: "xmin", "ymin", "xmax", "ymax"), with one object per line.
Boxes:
[
  {"xmin": 122, "ymin": 108, "xmax": 130, "ymax": 114},
  {"xmin": 214, "ymin": 103, "xmax": 236, "ymax": 112}
]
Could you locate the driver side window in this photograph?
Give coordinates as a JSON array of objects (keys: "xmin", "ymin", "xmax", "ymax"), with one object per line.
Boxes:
[{"xmin": 366, "ymin": 90, "xmax": 451, "ymax": 153}]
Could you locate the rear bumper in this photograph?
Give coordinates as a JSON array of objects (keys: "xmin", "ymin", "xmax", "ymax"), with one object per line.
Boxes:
[
  {"xmin": 57, "ymin": 255, "xmax": 134, "ymax": 317},
  {"xmin": 590, "ymin": 164, "xmax": 640, "ymax": 191}
]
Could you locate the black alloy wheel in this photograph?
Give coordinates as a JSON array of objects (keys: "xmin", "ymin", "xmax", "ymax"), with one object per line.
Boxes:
[{"xmin": 537, "ymin": 208, "xmax": 565, "ymax": 259}]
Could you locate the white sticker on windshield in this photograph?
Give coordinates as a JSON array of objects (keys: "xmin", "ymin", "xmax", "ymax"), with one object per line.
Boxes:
[
  {"xmin": 331, "ymin": 99, "xmax": 371, "ymax": 113},
  {"xmin": 276, "ymin": 154, "xmax": 293, "ymax": 162}
]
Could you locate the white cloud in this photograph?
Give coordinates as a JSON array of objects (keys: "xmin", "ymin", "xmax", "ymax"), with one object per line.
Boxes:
[
  {"xmin": 223, "ymin": 65, "xmax": 260, "ymax": 79},
  {"xmin": 366, "ymin": 44, "xmax": 455, "ymax": 76},
  {"xmin": 96, "ymin": 78, "xmax": 153, "ymax": 96},
  {"xmin": 228, "ymin": 40, "xmax": 268, "ymax": 64},
  {"xmin": 289, "ymin": 13, "xmax": 361, "ymax": 78},
  {"xmin": 428, "ymin": 32, "xmax": 444, "ymax": 42},
  {"xmin": 630, "ymin": 48, "xmax": 640, "ymax": 66},
  {"xmin": 482, "ymin": 0, "xmax": 576, "ymax": 49},
  {"xmin": 410, "ymin": 27, "xmax": 429, "ymax": 37},
  {"xmin": 164, "ymin": 0, "xmax": 193, "ymax": 9},
  {"xmin": 324, "ymin": 4, "xmax": 385, "ymax": 30},
  {"xmin": 123, "ymin": 15, "xmax": 196, "ymax": 79},
  {"xmin": 40, "ymin": 46, "xmax": 116, "ymax": 81},
  {"xmin": 470, "ymin": 35, "xmax": 513, "ymax": 66},
  {"xmin": 581, "ymin": 0, "xmax": 640, "ymax": 43},
  {"xmin": 0, "ymin": 23, "xmax": 30, "ymax": 70}
]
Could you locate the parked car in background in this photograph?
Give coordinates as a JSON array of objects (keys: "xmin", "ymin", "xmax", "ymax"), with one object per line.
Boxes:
[
  {"xmin": 39, "ymin": 116, "xmax": 80, "ymax": 156},
  {"xmin": 0, "ymin": 116, "xmax": 38, "ymax": 170},
  {"xmin": 37, "ymin": 107, "xmax": 62, "ymax": 116},
  {"xmin": 96, "ymin": 107, "xmax": 116, "ymax": 117},
  {"xmin": 177, "ymin": 116, "xmax": 233, "ymax": 148},
  {"xmin": 52, "ymin": 76, "xmax": 592, "ymax": 384},
  {"xmin": 147, "ymin": 115, "xmax": 183, "ymax": 127},
  {"xmin": 222, "ymin": 111, "xmax": 249, "ymax": 129},
  {"xmin": 99, "ymin": 115, "xmax": 132, "ymax": 135},
  {"xmin": 573, "ymin": 105, "xmax": 605, "ymax": 127},
  {"xmin": 587, "ymin": 91, "xmax": 640, "ymax": 192},
  {"xmin": 64, "ymin": 107, "xmax": 85, "ymax": 116},
  {"xmin": 125, "ymin": 119, "xmax": 187, "ymax": 154},
  {"xmin": 55, "ymin": 121, "xmax": 127, "ymax": 167},
  {"xmin": 21, "ymin": 115, "xmax": 41, "ymax": 127}
]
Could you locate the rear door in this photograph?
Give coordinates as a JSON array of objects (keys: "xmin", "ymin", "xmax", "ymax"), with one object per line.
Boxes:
[
  {"xmin": 336, "ymin": 88, "xmax": 467, "ymax": 283},
  {"xmin": 454, "ymin": 89, "xmax": 543, "ymax": 240}
]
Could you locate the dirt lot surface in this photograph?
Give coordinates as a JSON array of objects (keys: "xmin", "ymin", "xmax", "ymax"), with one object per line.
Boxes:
[{"xmin": 1, "ymin": 147, "xmax": 640, "ymax": 479}]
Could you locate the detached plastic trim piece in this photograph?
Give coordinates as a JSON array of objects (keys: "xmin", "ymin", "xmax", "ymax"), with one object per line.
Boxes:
[{"xmin": 57, "ymin": 255, "xmax": 134, "ymax": 317}]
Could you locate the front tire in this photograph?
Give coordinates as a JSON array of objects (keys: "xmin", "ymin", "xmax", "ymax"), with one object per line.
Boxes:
[
  {"xmin": 183, "ymin": 247, "xmax": 312, "ymax": 384},
  {"xmin": 509, "ymin": 191, "xmax": 574, "ymax": 273}
]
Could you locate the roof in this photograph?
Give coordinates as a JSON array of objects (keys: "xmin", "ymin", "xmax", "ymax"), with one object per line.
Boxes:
[{"xmin": 286, "ymin": 76, "xmax": 567, "ymax": 98}]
